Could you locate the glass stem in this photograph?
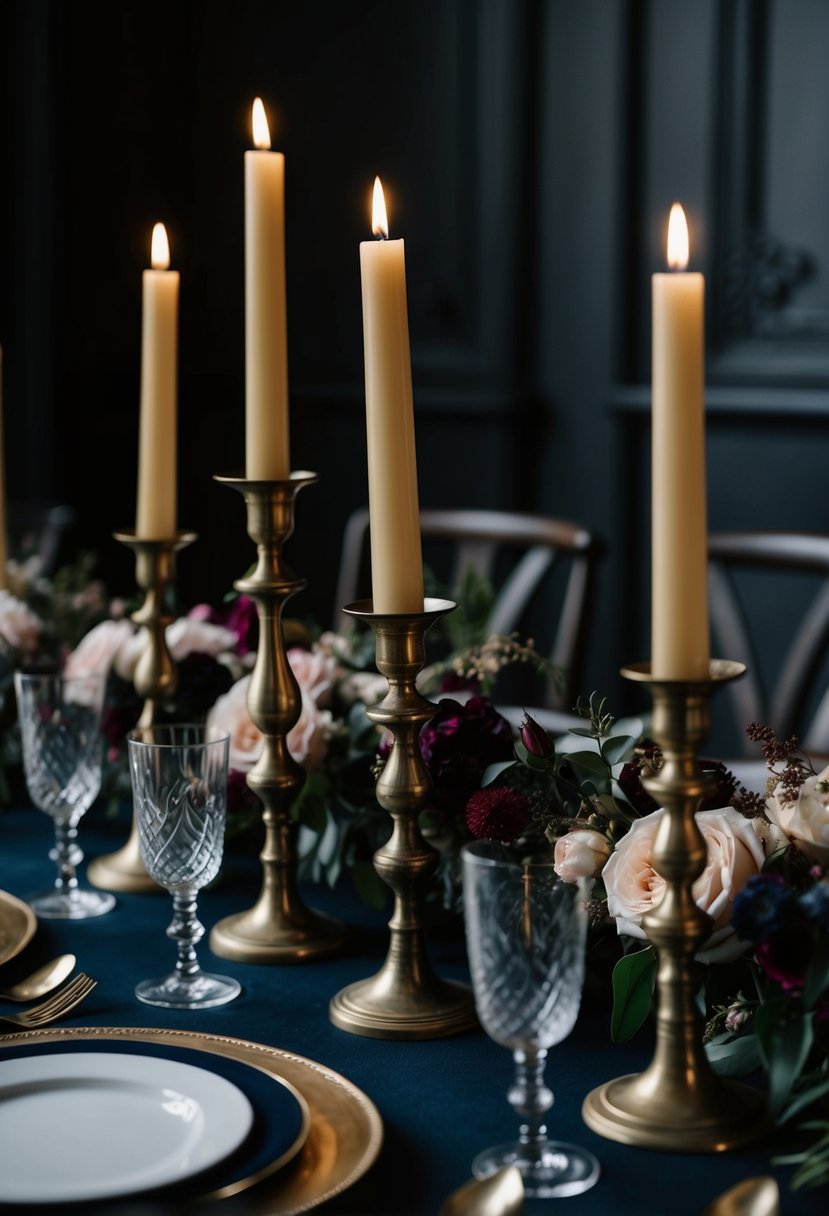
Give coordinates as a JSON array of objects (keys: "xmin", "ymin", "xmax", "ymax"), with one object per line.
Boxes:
[
  {"xmin": 167, "ymin": 890, "xmax": 204, "ymax": 982},
  {"xmin": 52, "ymin": 820, "xmax": 81, "ymax": 897},
  {"xmin": 509, "ymin": 1047, "xmax": 554, "ymax": 1147}
]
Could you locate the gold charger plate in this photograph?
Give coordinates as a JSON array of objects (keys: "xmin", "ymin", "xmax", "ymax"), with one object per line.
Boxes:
[
  {"xmin": 0, "ymin": 889, "xmax": 36, "ymax": 966},
  {"xmin": 0, "ymin": 1026, "xmax": 383, "ymax": 1214}
]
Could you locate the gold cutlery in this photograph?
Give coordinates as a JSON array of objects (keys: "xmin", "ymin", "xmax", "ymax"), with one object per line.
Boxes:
[
  {"xmin": 703, "ymin": 1176, "xmax": 781, "ymax": 1216},
  {"xmin": 0, "ymin": 973, "xmax": 96, "ymax": 1030},
  {"xmin": 438, "ymin": 1166, "xmax": 525, "ymax": 1216},
  {"xmin": 0, "ymin": 954, "xmax": 76, "ymax": 1002}
]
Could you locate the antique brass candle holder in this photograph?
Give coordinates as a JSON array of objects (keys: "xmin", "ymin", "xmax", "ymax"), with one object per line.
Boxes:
[
  {"xmin": 88, "ymin": 529, "xmax": 196, "ymax": 895},
  {"xmin": 208, "ymin": 472, "xmax": 344, "ymax": 964},
  {"xmin": 329, "ymin": 598, "xmax": 478, "ymax": 1040},
  {"xmin": 581, "ymin": 660, "xmax": 768, "ymax": 1152}
]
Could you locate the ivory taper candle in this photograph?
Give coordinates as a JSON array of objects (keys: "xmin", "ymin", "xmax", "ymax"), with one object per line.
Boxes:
[
  {"xmin": 651, "ymin": 202, "xmax": 710, "ymax": 679},
  {"xmin": 360, "ymin": 177, "xmax": 424, "ymax": 614},
  {"xmin": 245, "ymin": 97, "xmax": 290, "ymax": 479},
  {"xmin": 136, "ymin": 222, "xmax": 179, "ymax": 540}
]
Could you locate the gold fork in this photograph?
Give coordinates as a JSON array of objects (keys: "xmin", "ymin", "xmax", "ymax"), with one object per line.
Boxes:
[{"xmin": 0, "ymin": 973, "xmax": 96, "ymax": 1030}]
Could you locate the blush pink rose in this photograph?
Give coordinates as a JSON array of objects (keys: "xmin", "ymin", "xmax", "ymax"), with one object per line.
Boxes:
[
  {"xmin": 602, "ymin": 806, "xmax": 766, "ymax": 963},
  {"xmin": 764, "ymin": 766, "xmax": 829, "ymax": 864},
  {"xmin": 114, "ymin": 616, "xmax": 236, "ymax": 682},
  {"xmin": 287, "ymin": 646, "xmax": 339, "ymax": 708},
  {"xmin": 64, "ymin": 619, "xmax": 136, "ymax": 679},
  {"xmin": 0, "ymin": 591, "xmax": 43, "ymax": 654},
  {"xmin": 554, "ymin": 829, "xmax": 612, "ymax": 882},
  {"xmin": 207, "ymin": 674, "xmax": 332, "ymax": 773}
]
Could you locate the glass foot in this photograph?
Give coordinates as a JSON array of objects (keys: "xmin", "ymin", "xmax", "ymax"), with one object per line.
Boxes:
[
  {"xmin": 27, "ymin": 887, "xmax": 116, "ymax": 920},
  {"xmin": 473, "ymin": 1139, "xmax": 600, "ymax": 1199},
  {"xmin": 135, "ymin": 970, "xmax": 241, "ymax": 1010}
]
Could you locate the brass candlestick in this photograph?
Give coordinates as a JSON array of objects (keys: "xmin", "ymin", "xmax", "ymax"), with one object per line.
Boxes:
[
  {"xmin": 581, "ymin": 659, "xmax": 768, "ymax": 1152},
  {"xmin": 329, "ymin": 598, "xmax": 478, "ymax": 1040},
  {"xmin": 88, "ymin": 529, "xmax": 196, "ymax": 895},
  {"xmin": 208, "ymin": 472, "xmax": 344, "ymax": 964}
]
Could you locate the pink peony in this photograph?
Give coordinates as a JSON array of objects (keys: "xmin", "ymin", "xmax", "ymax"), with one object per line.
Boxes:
[
  {"xmin": 554, "ymin": 829, "xmax": 612, "ymax": 883},
  {"xmin": 207, "ymin": 674, "xmax": 332, "ymax": 774},
  {"xmin": 602, "ymin": 806, "xmax": 766, "ymax": 963},
  {"xmin": 63, "ymin": 619, "xmax": 136, "ymax": 679},
  {"xmin": 0, "ymin": 591, "xmax": 43, "ymax": 654},
  {"xmin": 287, "ymin": 646, "xmax": 339, "ymax": 708}
]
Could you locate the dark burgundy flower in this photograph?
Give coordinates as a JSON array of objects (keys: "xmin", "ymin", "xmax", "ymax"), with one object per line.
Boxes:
[
  {"xmin": 466, "ymin": 786, "xmax": 530, "ymax": 842},
  {"xmin": 419, "ymin": 696, "xmax": 514, "ymax": 817},
  {"xmin": 755, "ymin": 932, "xmax": 812, "ymax": 994},
  {"xmin": 190, "ymin": 595, "xmax": 259, "ymax": 656},
  {"xmin": 227, "ymin": 768, "xmax": 260, "ymax": 818},
  {"xmin": 519, "ymin": 712, "xmax": 555, "ymax": 759},
  {"xmin": 617, "ymin": 760, "xmax": 659, "ymax": 816}
]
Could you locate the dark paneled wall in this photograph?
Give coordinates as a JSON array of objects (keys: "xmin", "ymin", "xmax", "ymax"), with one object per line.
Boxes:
[{"xmin": 2, "ymin": 1, "xmax": 828, "ymax": 752}]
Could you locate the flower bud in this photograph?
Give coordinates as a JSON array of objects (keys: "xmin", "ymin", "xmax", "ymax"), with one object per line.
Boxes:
[{"xmin": 520, "ymin": 712, "xmax": 555, "ymax": 759}]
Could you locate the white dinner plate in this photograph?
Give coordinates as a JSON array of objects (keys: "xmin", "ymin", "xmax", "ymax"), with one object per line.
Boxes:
[{"xmin": 0, "ymin": 1050, "xmax": 254, "ymax": 1204}]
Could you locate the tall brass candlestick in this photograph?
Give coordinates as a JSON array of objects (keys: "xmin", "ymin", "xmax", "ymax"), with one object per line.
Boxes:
[
  {"xmin": 329, "ymin": 598, "xmax": 477, "ymax": 1040},
  {"xmin": 208, "ymin": 472, "xmax": 344, "ymax": 964},
  {"xmin": 88, "ymin": 529, "xmax": 196, "ymax": 894},
  {"xmin": 582, "ymin": 660, "xmax": 767, "ymax": 1152}
]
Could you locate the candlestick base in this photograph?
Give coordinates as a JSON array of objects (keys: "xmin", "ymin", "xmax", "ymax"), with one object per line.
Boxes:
[
  {"xmin": 329, "ymin": 599, "xmax": 477, "ymax": 1040},
  {"xmin": 581, "ymin": 660, "xmax": 768, "ymax": 1152},
  {"xmin": 88, "ymin": 529, "xmax": 196, "ymax": 896},
  {"xmin": 209, "ymin": 905, "xmax": 344, "ymax": 965}
]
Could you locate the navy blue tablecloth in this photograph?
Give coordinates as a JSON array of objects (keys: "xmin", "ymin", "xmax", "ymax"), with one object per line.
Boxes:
[{"xmin": 0, "ymin": 800, "xmax": 823, "ymax": 1216}]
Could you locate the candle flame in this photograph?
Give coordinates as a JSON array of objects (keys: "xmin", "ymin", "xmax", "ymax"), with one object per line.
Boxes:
[
  {"xmin": 372, "ymin": 176, "xmax": 388, "ymax": 239},
  {"xmin": 666, "ymin": 202, "xmax": 689, "ymax": 270},
  {"xmin": 252, "ymin": 97, "xmax": 271, "ymax": 150},
  {"xmin": 151, "ymin": 222, "xmax": 170, "ymax": 270}
]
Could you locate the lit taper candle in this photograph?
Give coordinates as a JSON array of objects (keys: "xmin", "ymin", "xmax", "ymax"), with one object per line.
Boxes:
[
  {"xmin": 245, "ymin": 97, "xmax": 290, "ymax": 480},
  {"xmin": 651, "ymin": 202, "xmax": 709, "ymax": 679},
  {"xmin": 360, "ymin": 177, "xmax": 424, "ymax": 613},
  {"xmin": 136, "ymin": 222, "xmax": 179, "ymax": 540}
]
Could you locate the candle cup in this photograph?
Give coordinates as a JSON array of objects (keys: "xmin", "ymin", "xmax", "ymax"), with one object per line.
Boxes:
[
  {"xmin": 208, "ymin": 472, "xmax": 344, "ymax": 964},
  {"xmin": 329, "ymin": 598, "xmax": 477, "ymax": 1040},
  {"xmin": 87, "ymin": 529, "xmax": 196, "ymax": 895},
  {"xmin": 581, "ymin": 659, "xmax": 768, "ymax": 1152}
]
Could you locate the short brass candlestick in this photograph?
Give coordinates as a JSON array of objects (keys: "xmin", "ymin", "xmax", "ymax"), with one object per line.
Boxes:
[
  {"xmin": 88, "ymin": 529, "xmax": 196, "ymax": 895},
  {"xmin": 329, "ymin": 598, "xmax": 478, "ymax": 1040},
  {"xmin": 582, "ymin": 659, "xmax": 767, "ymax": 1152},
  {"xmin": 209, "ymin": 472, "xmax": 344, "ymax": 964}
]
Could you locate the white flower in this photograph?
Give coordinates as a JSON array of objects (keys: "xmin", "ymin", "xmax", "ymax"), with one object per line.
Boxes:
[
  {"xmin": 207, "ymin": 674, "xmax": 332, "ymax": 773},
  {"xmin": 602, "ymin": 806, "xmax": 766, "ymax": 963},
  {"xmin": 0, "ymin": 591, "xmax": 43, "ymax": 654},
  {"xmin": 63, "ymin": 619, "xmax": 136, "ymax": 679},
  {"xmin": 113, "ymin": 616, "xmax": 236, "ymax": 682},
  {"xmin": 765, "ymin": 766, "xmax": 829, "ymax": 864},
  {"xmin": 554, "ymin": 829, "xmax": 612, "ymax": 883}
]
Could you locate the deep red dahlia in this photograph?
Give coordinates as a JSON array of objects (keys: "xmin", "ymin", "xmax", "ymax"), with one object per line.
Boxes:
[{"xmin": 465, "ymin": 786, "xmax": 530, "ymax": 842}]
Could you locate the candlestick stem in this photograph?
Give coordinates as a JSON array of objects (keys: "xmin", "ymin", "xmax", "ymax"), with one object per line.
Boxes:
[
  {"xmin": 208, "ymin": 472, "xmax": 344, "ymax": 964},
  {"xmin": 329, "ymin": 598, "xmax": 477, "ymax": 1039},
  {"xmin": 88, "ymin": 530, "xmax": 196, "ymax": 895},
  {"xmin": 581, "ymin": 659, "xmax": 768, "ymax": 1152}
]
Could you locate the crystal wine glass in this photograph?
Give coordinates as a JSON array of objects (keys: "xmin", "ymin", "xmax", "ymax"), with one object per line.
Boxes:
[
  {"xmin": 128, "ymin": 724, "xmax": 240, "ymax": 1009},
  {"xmin": 14, "ymin": 670, "xmax": 116, "ymax": 919},
  {"xmin": 461, "ymin": 840, "xmax": 600, "ymax": 1198}
]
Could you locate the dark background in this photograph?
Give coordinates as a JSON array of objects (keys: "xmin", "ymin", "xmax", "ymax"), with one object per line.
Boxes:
[{"xmin": 2, "ymin": 0, "xmax": 829, "ymax": 752}]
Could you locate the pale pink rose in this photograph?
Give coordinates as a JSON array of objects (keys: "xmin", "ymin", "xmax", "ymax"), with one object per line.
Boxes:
[
  {"xmin": 207, "ymin": 674, "xmax": 332, "ymax": 773},
  {"xmin": 287, "ymin": 646, "xmax": 339, "ymax": 708},
  {"xmin": 765, "ymin": 766, "xmax": 829, "ymax": 864},
  {"xmin": 0, "ymin": 591, "xmax": 43, "ymax": 653},
  {"xmin": 114, "ymin": 616, "xmax": 236, "ymax": 682},
  {"xmin": 554, "ymin": 829, "xmax": 612, "ymax": 883},
  {"xmin": 63, "ymin": 619, "xmax": 136, "ymax": 679},
  {"xmin": 602, "ymin": 806, "xmax": 766, "ymax": 963}
]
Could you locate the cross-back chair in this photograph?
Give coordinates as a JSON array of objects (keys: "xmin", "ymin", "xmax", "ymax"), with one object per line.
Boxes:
[
  {"xmin": 708, "ymin": 531, "xmax": 829, "ymax": 755},
  {"xmin": 334, "ymin": 506, "xmax": 603, "ymax": 713}
]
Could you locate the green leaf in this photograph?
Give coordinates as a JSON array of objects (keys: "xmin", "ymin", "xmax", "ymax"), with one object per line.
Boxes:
[
  {"xmin": 568, "ymin": 727, "xmax": 599, "ymax": 739},
  {"xmin": 482, "ymin": 760, "xmax": 518, "ymax": 787},
  {"xmin": 564, "ymin": 750, "xmax": 612, "ymax": 795},
  {"xmin": 803, "ymin": 938, "xmax": 829, "ymax": 1011},
  {"xmin": 298, "ymin": 795, "xmax": 328, "ymax": 834},
  {"xmin": 610, "ymin": 947, "xmax": 656, "ymax": 1043},
  {"xmin": 600, "ymin": 735, "xmax": 637, "ymax": 766},
  {"xmin": 780, "ymin": 1076, "xmax": 829, "ymax": 1126},
  {"xmin": 705, "ymin": 1033, "xmax": 762, "ymax": 1077},
  {"xmin": 762, "ymin": 1009, "xmax": 815, "ymax": 1117}
]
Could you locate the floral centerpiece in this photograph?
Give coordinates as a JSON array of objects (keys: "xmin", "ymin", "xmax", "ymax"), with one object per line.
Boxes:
[{"xmin": 472, "ymin": 697, "xmax": 829, "ymax": 1193}]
